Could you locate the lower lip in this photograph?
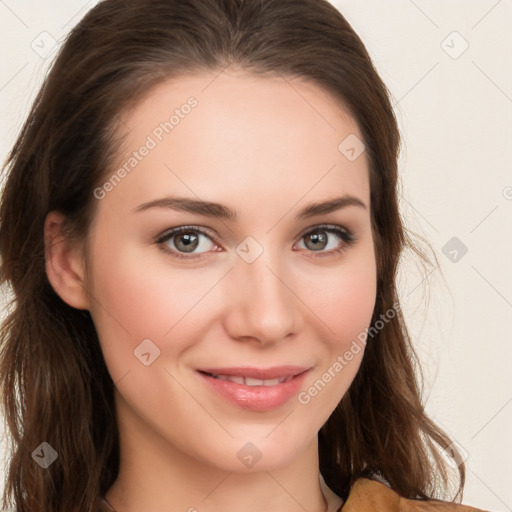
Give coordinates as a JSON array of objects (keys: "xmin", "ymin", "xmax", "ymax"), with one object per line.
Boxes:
[{"xmin": 197, "ymin": 370, "xmax": 310, "ymax": 411}]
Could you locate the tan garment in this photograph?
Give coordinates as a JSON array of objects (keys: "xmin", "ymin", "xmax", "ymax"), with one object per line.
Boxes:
[
  {"xmin": 342, "ymin": 478, "xmax": 489, "ymax": 512},
  {"xmin": 96, "ymin": 477, "xmax": 490, "ymax": 511}
]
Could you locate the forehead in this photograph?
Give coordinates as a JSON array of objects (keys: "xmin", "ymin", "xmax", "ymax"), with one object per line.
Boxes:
[{"xmin": 105, "ymin": 70, "xmax": 370, "ymax": 217}]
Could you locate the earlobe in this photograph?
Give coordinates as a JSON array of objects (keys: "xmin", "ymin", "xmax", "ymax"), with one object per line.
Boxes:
[{"xmin": 44, "ymin": 211, "xmax": 90, "ymax": 310}]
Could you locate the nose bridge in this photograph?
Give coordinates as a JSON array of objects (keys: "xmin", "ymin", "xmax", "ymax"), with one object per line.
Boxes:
[{"xmin": 225, "ymin": 241, "xmax": 301, "ymax": 343}]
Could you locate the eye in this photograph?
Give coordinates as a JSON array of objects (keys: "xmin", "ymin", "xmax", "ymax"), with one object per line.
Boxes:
[
  {"xmin": 155, "ymin": 223, "xmax": 356, "ymax": 261},
  {"xmin": 295, "ymin": 224, "xmax": 356, "ymax": 258},
  {"xmin": 156, "ymin": 226, "xmax": 220, "ymax": 260}
]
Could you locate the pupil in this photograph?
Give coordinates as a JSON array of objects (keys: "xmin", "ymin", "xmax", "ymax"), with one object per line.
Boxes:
[{"xmin": 176, "ymin": 232, "xmax": 198, "ymax": 252}]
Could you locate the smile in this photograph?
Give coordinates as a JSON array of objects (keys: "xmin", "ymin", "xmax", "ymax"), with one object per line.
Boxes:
[
  {"xmin": 196, "ymin": 366, "xmax": 311, "ymax": 411},
  {"xmin": 202, "ymin": 373, "xmax": 294, "ymax": 386}
]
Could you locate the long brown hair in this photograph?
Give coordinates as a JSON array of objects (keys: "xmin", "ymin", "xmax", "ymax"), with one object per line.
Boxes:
[{"xmin": 0, "ymin": 1, "xmax": 465, "ymax": 510}]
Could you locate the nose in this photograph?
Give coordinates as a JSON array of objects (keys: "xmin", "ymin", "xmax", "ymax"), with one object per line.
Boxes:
[{"xmin": 222, "ymin": 249, "xmax": 303, "ymax": 346}]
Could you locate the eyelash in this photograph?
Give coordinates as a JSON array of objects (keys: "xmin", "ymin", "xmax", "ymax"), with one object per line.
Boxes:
[{"xmin": 155, "ymin": 224, "xmax": 356, "ymax": 261}]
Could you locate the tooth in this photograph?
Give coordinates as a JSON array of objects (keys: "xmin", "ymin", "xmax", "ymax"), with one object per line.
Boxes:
[
  {"xmin": 263, "ymin": 378, "xmax": 281, "ymax": 386},
  {"xmin": 210, "ymin": 374, "xmax": 290, "ymax": 386},
  {"xmin": 244, "ymin": 377, "xmax": 264, "ymax": 386}
]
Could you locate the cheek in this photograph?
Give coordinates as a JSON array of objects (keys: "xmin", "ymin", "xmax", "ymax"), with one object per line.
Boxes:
[
  {"xmin": 299, "ymin": 246, "xmax": 376, "ymax": 393},
  {"xmin": 295, "ymin": 259, "xmax": 376, "ymax": 419},
  {"xmin": 85, "ymin": 238, "xmax": 213, "ymax": 379},
  {"xmin": 306, "ymin": 250, "xmax": 377, "ymax": 348}
]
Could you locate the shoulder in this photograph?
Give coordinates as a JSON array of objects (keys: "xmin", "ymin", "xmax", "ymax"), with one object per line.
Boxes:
[{"xmin": 342, "ymin": 477, "xmax": 490, "ymax": 512}]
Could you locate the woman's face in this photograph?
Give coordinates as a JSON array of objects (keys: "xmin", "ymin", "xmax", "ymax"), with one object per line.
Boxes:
[{"xmin": 85, "ymin": 69, "xmax": 377, "ymax": 472}]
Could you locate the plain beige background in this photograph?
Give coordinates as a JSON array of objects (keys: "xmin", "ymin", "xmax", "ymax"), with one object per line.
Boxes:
[{"xmin": 0, "ymin": 1, "xmax": 511, "ymax": 511}]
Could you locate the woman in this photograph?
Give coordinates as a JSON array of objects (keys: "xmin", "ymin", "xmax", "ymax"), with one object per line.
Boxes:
[{"xmin": 0, "ymin": 0, "xmax": 489, "ymax": 511}]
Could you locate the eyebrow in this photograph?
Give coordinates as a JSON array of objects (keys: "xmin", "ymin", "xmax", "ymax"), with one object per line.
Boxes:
[{"xmin": 133, "ymin": 194, "xmax": 367, "ymax": 221}]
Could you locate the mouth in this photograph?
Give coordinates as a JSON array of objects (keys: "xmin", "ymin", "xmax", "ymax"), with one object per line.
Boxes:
[
  {"xmin": 196, "ymin": 366, "xmax": 311, "ymax": 411},
  {"xmin": 200, "ymin": 373, "xmax": 295, "ymax": 386}
]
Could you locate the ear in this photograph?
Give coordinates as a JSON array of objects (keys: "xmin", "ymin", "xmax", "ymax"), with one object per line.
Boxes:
[{"xmin": 44, "ymin": 211, "xmax": 90, "ymax": 310}]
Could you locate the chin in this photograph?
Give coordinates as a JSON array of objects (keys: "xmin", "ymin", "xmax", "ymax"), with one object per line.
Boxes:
[{"xmin": 193, "ymin": 429, "xmax": 316, "ymax": 473}]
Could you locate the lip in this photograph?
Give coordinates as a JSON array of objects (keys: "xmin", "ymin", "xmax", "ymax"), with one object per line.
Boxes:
[{"xmin": 196, "ymin": 366, "xmax": 311, "ymax": 412}]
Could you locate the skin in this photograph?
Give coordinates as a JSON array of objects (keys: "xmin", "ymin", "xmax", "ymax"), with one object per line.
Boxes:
[{"xmin": 45, "ymin": 67, "xmax": 377, "ymax": 512}]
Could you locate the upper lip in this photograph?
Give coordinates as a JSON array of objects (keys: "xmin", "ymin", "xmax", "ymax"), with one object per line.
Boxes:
[{"xmin": 197, "ymin": 366, "xmax": 310, "ymax": 380}]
